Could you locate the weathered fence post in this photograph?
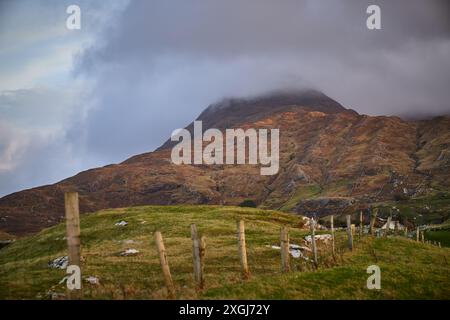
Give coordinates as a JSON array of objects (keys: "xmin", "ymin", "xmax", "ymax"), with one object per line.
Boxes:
[
  {"xmin": 438, "ymin": 242, "xmax": 441, "ymax": 248},
  {"xmin": 200, "ymin": 235, "xmax": 206, "ymax": 278},
  {"xmin": 310, "ymin": 218, "xmax": 318, "ymax": 268},
  {"xmin": 404, "ymin": 227, "xmax": 408, "ymax": 237},
  {"xmin": 385, "ymin": 215, "xmax": 392, "ymax": 237},
  {"xmin": 154, "ymin": 231, "xmax": 176, "ymax": 299},
  {"xmin": 369, "ymin": 208, "xmax": 377, "ymax": 235},
  {"xmin": 330, "ymin": 215, "xmax": 335, "ymax": 256},
  {"xmin": 65, "ymin": 192, "xmax": 82, "ymax": 300},
  {"xmin": 416, "ymin": 228, "xmax": 420, "ymax": 242},
  {"xmin": 346, "ymin": 215, "xmax": 353, "ymax": 251},
  {"xmin": 191, "ymin": 224, "xmax": 205, "ymax": 289},
  {"xmin": 237, "ymin": 220, "xmax": 250, "ymax": 279},
  {"xmin": 280, "ymin": 226, "xmax": 290, "ymax": 272},
  {"xmin": 421, "ymin": 231, "xmax": 425, "ymax": 243},
  {"xmin": 359, "ymin": 211, "xmax": 363, "ymax": 238}
]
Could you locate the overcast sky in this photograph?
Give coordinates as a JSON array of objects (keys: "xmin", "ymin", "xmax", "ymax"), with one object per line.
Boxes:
[{"xmin": 0, "ymin": 0, "xmax": 449, "ymax": 196}]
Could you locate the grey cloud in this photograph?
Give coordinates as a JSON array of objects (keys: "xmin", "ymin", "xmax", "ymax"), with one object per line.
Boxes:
[
  {"xmin": 0, "ymin": 129, "xmax": 88, "ymax": 196},
  {"xmin": 0, "ymin": 0, "xmax": 125, "ymax": 196},
  {"xmin": 79, "ymin": 0, "xmax": 450, "ymax": 66},
  {"xmin": 74, "ymin": 0, "xmax": 450, "ymax": 166},
  {"xmin": 0, "ymin": 87, "xmax": 87, "ymax": 196}
]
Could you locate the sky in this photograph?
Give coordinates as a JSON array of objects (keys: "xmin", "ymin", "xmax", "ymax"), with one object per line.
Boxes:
[{"xmin": 0, "ymin": 0, "xmax": 449, "ymax": 196}]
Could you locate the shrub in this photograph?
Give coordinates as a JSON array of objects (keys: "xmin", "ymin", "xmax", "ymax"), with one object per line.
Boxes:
[
  {"xmin": 239, "ymin": 199, "xmax": 257, "ymax": 208},
  {"xmin": 393, "ymin": 192, "xmax": 409, "ymax": 201}
]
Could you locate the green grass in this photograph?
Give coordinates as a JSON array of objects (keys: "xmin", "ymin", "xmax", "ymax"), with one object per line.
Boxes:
[
  {"xmin": 0, "ymin": 205, "xmax": 449, "ymax": 300},
  {"xmin": 378, "ymin": 194, "xmax": 450, "ymax": 225},
  {"xmin": 425, "ymin": 230, "xmax": 450, "ymax": 247},
  {"xmin": 0, "ymin": 231, "xmax": 15, "ymax": 241},
  {"xmin": 278, "ymin": 184, "xmax": 322, "ymax": 211},
  {"xmin": 203, "ymin": 237, "xmax": 450, "ymax": 299},
  {"xmin": 322, "ymin": 179, "xmax": 353, "ymax": 196}
]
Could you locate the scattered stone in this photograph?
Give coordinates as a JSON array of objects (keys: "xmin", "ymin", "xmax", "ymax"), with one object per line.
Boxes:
[
  {"xmin": 304, "ymin": 234, "xmax": 332, "ymax": 243},
  {"xmin": 48, "ymin": 256, "xmax": 69, "ymax": 269},
  {"xmin": 289, "ymin": 247, "xmax": 302, "ymax": 258},
  {"xmin": 290, "ymin": 243, "xmax": 312, "ymax": 252},
  {"xmin": 269, "ymin": 243, "xmax": 311, "ymax": 258},
  {"xmin": 85, "ymin": 276, "xmax": 100, "ymax": 285},
  {"xmin": 115, "ymin": 220, "xmax": 128, "ymax": 227},
  {"xmin": 0, "ymin": 239, "xmax": 13, "ymax": 249},
  {"xmin": 120, "ymin": 248, "xmax": 139, "ymax": 256},
  {"xmin": 302, "ymin": 217, "xmax": 326, "ymax": 230},
  {"xmin": 47, "ymin": 290, "xmax": 66, "ymax": 300}
]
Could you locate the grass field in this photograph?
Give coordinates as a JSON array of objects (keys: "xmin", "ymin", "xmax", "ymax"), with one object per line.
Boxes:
[
  {"xmin": 0, "ymin": 205, "xmax": 449, "ymax": 300},
  {"xmin": 379, "ymin": 193, "xmax": 450, "ymax": 225},
  {"xmin": 425, "ymin": 230, "xmax": 450, "ymax": 247}
]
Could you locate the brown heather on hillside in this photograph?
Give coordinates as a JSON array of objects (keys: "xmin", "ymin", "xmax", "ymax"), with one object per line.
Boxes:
[{"xmin": 1, "ymin": 90, "xmax": 449, "ymax": 235}]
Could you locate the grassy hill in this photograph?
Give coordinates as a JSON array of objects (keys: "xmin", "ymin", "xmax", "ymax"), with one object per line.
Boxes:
[{"xmin": 0, "ymin": 205, "xmax": 449, "ymax": 299}]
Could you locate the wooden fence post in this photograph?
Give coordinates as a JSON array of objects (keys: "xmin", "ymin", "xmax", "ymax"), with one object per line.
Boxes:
[
  {"xmin": 438, "ymin": 242, "xmax": 441, "ymax": 248},
  {"xmin": 330, "ymin": 215, "xmax": 335, "ymax": 256},
  {"xmin": 310, "ymin": 218, "xmax": 318, "ymax": 268},
  {"xmin": 237, "ymin": 220, "xmax": 250, "ymax": 279},
  {"xmin": 280, "ymin": 226, "xmax": 290, "ymax": 272},
  {"xmin": 359, "ymin": 211, "xmax": 363, "ymax": 238},
  {"xmin": 416, "ymin": 228, "xmax": 420, "ymax": 242},
  {"xmin": 369, "ymin": 209, "xmax": 377, "ymax": 235},
  {"xmin": 191, "ymin": 224, "xmax": 205, "ymax": 289},
  {"xmin": 200, "ymin": 235, "xmax": 206, "ymax": 279},
  {"xmin": 346, "ymin": 215, "xmax": 353, "ymax": 251},
  {"xmin": 65, "ymin": 192, "xmax": 82, "ymax": 300},
  {"xmin": 154, "ymin": 231, "xmax": 176, "ymax": 299},
  {"xmin": 421, "ymin": 231, "xmax": 425, "ymax": 243},
  {"xmin": 385, "ymin": 215, "xmax": 392, "ymax": 237}
]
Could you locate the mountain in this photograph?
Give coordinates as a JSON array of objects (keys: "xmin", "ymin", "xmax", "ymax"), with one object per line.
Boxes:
[
  {"xmin": 157, "ymin": 89, "xmax": 357, "ymax": 150},
  {"xmin": 1, "ymin": 90, "xmax": 450, "ymax": 236}
]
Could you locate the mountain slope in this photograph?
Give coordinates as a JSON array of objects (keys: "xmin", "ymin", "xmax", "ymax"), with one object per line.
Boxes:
[{"xmin": 1, "ymin": 90, "xmax": 450, "ymax": 235}]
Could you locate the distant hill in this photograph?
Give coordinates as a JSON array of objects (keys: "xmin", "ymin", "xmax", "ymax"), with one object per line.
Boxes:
[{"xmin": 1, "ymin": 90, "xmax": 450, "ymax": 235}]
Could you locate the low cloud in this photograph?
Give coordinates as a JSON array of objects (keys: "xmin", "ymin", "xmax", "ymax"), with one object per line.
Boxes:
[
  {"xmin": 73, "ymin": 0, "xmax": 450, "ymax": 165},
  {"xmin": 0, "ymin": 87, "xmax": 87, "ymax": 195}
]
